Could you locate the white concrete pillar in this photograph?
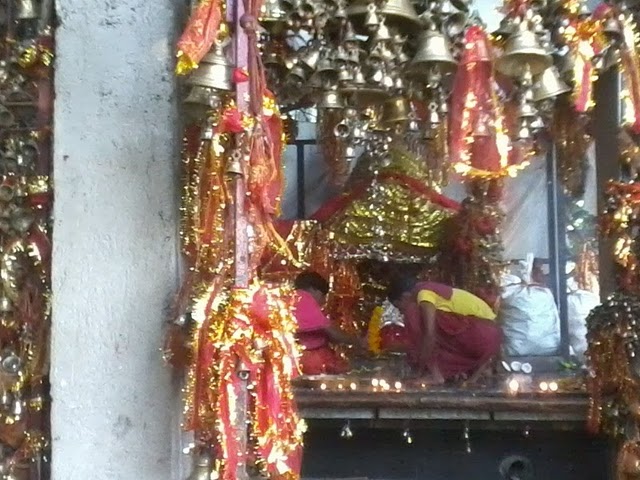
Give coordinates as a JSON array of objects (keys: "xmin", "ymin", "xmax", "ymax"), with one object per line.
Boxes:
[{"xmin": 51, "ymin": 1, "xmax": 182, "ymax": 478}]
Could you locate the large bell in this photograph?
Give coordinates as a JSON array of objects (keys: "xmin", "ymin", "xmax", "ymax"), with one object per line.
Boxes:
[
  {"xmin": 186, "ymin": 41, "xmax": 233, "ymax": 92},
  {"xmin": 186, "ymin": 452, "xmax": 213, "ymax": 480},
  {"xmin": 348, "ymin": 0, "xmax": 420, "ymax": 29},
  {"xmin": 15, "ymin": 0, "xmax": 39, "ymax": 20},
  {"xmin": 409, "ymin": 26, "xmax": 457, "ymax": 75},
  {"xmin": 532, "ymin": 66, "xmax": 570, "ymax": 102},
  {"xmin": 495, "ymin": 21, "xmax": 552, "ymax": 77}
]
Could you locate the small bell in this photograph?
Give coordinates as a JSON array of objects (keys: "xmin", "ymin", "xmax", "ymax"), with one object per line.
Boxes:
[
  {"xmin": 337, "ymin": 65, "xmax": 353, "ymax": 83},
  {"xmin": 450, "ymin": 0, "xmax": 471, "ymax": 12},
  {"xmin": 340, "ymin": 421, "xmax": 353, "ymax": 439},
  {"xmin": 495, "ymin": 19, "xmax": 551, "ymax": 77},
  {"xmin": 225, "ymin": 151, "xmax": 243, "ymax": 176},
  {"xmin": 1, "ymin": 351, "xmax": 21, "ymax": 375},
  {"xmin": 516, "ymin": 118, "xmax": 532, "ymax": 141},
  {"xmin": 186, "ymin": 452, "xmax": 214, "ymax": 480},
  {"xmin": 186, "ymin": 40, "xmax": 233, "ymax": 92},
  {"xmin": 493, "ymin": 17, "xmax": 515, "ymax": 38},
  {"xmin": 0, "ymin": 180, "xmax": 14, "ymax": 202},
  {"xmin": 427, "ymin": 102, "xmax": 440, "ymax": 126},
  {"xmin": 532, "ymin": 66, "xmax": 570, "ymax": 102},
  {"xmin": 318, "ymin": 91, "xmax": 344, "ymax": 110},
  {"xmin": 516, "ymin": 99, "xmax": 538, "ymax": 119},
  {"xmin": 334, "ymin": 121, "xmax": 351, "ymax": 139},
  {"xmin": 0, "ymin": 296, "xmax": 12, "ymax": 313},
  {"xmin": 15, "ymin": 0, "xmax": 39, "ymax": 20},
  {"xmin": 0, "ymin": 390, "xmax": 11, "ymax": 408},
  {"xmin": 260, "ymin": 0, "xmax": 287, "ymax": 33},
  {"xmin": 288, "ymin": 64, "xmax": 308, "ymax": 85},
  {"xmin": 0, "ymin": 107, "xmax": 14, "ymax": 128},
  {"xmin": 370, "ymin": 18, "xmax": 392, "ymax": 44},
  {"xmin": 18, "ymin": 139, "xmax": 38, "ymax": 163},
  {"xmin": 381, "ymin": 96, "xmax": 410, "ymax": 127},
  {"xmin": 603, "ymin": 17, "xmax": 622, "ymax": 41},
  {"xmin": 444, "ymin": 12, "xmax": 468, "ymax": 37},
  {"xmin": 300, "ymin": 44, "xmax": 321, "ymax": 71},
  {"xmin": 410, "ymin": 26, "xmax": 457, "ymax": 75},
  {"xmin": 10, "ymin": 207, "xmax": 35, "ymax": 233},
  {"xmin": 11, "ymin": 399, "xmax": 22, "ymax": 420},
  {"xmin": 344, "ymin": 146, "xmax": 357, "ymax": 161},
  {"xmin": 364, "ymin": 3, "xmax": 380, "ymax": 31}
]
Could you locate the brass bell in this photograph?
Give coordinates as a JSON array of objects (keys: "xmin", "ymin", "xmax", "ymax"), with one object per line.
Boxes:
[
  {"xmin": 444, "ymin": 12, "xmax": 468, "ymax": 37},
  {"xmin": 603, "ymin": 17, "xmax": 622, "ymax": 40},
  {"xmin": 532, "ymin": 66, "xmax": 570, "ymax": 102},
  {"xmin": 0, "ymin": 296, "xmax": 12, "ymax": 313},
  {"xmin": 350, "ymin": 0, "xmax": 420, "ymax": 29},
  {"xmin": 186, "ymin": 40, "xmax": 233, "ymax": 92},
  {"xmin": 260, "ymin": 0, "xmax": 287, "ymax": 33},
  {"xmin": 18, "ymin": 139, "xmax": 38, "ymax": 163},
  {"xmin": 15, "ymin": 0, "xmax": 39, "ymax": 20},
  {"xmin": 0, "ymin": 106, "xmax": 14, "ymax": 128},
  {"xmin": 516, "ymin": 99, "xmax": 538, "ymax": 119},
  {"xmin": 184, "ymin": 86, "xmax": 220, "ymax": 110},
  {"xmin": 225, "ymin": 151, "xmax": 243, "ymax": 176},
  {"xmin": 450, "ymin": 0, "xmax": 471, "ymax": 12},
  {"xmin": 1, "ymin": 351, "xmax": 21, "ymax": 375},
  {"xmin": 364, "ymin": 3, "xmax": 380, "ymax": 31},
  {"xmin": 410, "ymin": 26, "xmax": 457, "ymax": 74},
  {"xmin": 11, "ymin": 398, "xmax": 22, "ymax": 420},
  {"xmin": 381, "ymin": 96, "xmax": 410, "ymax": 127},
  {"xmin": 186, "ymin": 452, "xmax": 213, "ymax": 480},
  {"xmin": 318, "ymin": 91, "xmax": 344, "ymax": 110},
  {"xmin": 495, "ymin": 20, "xmax": 552, "ymax": 77},
  {"xmin": 288, "ymin": 64, "xmax": 308, "ymax": 85},
  {"xmin": 370, "ymin": 18, "xmax": 392, "ymax": 44},
  {"xmin": 300, "ymin": 44, "xmax": 321, "ymax": 71},
  {"xmin": 493, "ymin": 17, "xmax": 515, "ymax": 38},
  {"xmin": 0, "ymin": 181, "xmax": 14, "ymax": 203}
]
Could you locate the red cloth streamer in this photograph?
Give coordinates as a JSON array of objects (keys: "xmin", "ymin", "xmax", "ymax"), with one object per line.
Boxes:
[
  {"xmin": 176, "ymin": 0, "xmax": 223, "ymax": 73},
  {"xmin": 449, "ymin": 26, "xmax": 512, "ymax": 177}
]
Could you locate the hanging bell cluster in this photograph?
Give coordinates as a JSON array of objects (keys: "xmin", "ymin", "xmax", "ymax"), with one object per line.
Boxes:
[
  {"xmin": 254, "ymin": 0, "xmax": 623, "ymax": 173},
  {"xmin": 258, "ymin": 0, "xmax": 471, "ymax": 167}
]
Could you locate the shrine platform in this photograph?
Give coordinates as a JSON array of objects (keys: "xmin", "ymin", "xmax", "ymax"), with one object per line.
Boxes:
[{"xmin": 293, "ymin": 364, "xmax": 589, "ymax": 428}]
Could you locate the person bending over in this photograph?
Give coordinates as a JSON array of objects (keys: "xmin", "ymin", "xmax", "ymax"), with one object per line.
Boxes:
[
  {"xmin": 293, "ymin": 271, "xmax": 365, "ymax": 375},
  {"xmin": 387, "ymin": 276, "xmax": 502, "ymax": 384}
]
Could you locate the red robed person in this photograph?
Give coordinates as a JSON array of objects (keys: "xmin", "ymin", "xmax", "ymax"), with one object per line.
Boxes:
[
  {"xmin": 387, "ymin": 276, "xmax": 502, "ymax": 384},
  {"xmin": 293, "ymin": 271, "xmax": 364, "ymax": 375}
]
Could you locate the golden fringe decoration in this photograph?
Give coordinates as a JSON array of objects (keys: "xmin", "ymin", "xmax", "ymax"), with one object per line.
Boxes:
[
  {"xmin": 551, "ymin": 98, "xmax": 592, "ymax": 197},
  {"xmin": 367, "ymin": 306, "xmax": 383, "ymax": 355},
  {"xmin": 184, "ymin": 284, "xmax": 304, "ymax": 480}
]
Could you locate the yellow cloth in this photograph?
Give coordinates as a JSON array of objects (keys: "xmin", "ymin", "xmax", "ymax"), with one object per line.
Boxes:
[{"xmin": 417, "ymin": 288, "xmax": 497, "ymax": 321}]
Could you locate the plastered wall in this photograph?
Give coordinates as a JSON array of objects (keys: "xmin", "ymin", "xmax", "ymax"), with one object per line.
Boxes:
[{"xmin": 51, "ymin": 0, "xmax": 183, "ymax": 478}]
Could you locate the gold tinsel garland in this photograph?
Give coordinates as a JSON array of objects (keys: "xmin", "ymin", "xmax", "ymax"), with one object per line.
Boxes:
[
  {"xmin": 184, "ymin": 284, "xmax": 304, "ymax": 480},
  {"xmin": 0, "ymin": 11, "xmax": 54, "ymax": 480}
]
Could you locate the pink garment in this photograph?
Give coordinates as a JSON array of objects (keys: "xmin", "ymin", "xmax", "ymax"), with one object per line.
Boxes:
[{"xmin": 293, "ymin": 290, "xmax": 330, "ymax": 350}]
